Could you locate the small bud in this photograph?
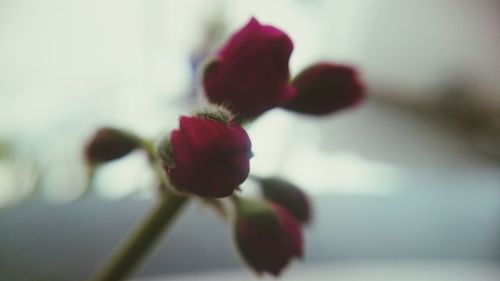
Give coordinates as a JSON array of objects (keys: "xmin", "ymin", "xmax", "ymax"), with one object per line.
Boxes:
[
  {"xmin": 203, "ymin": 17, "xmax": 296, "ymax": 118},
  {"xmin": 161, "ymin": 115, "xmax": 252, "ymax": 198},
  {"xmin": 283, "ymin": 63, "xmax": 365, "ymax": 115},
  {"xmin": 258, "ymin": 177, "xmax": 312, "ymax": 224},
  {"xmin": 234, "ymin": 197, "xmax": 303, "ymax": 276},
  {"xmin": 84, "ymin": 128, "xmax": 139, "ymax": 165}
]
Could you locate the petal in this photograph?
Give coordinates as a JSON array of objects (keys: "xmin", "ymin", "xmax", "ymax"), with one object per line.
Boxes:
[
  {"xmin": 273, "ymin": 203, "xmax": 304, "ymax": 257},
  {"xmin": 283, "ymin": 63, "xmax": 365, "ymax": 115},
  {"xmin": 167, "ymin": 116, "xmax": 252, "ymax": 197},
  {"xmin": 203, "ymin": 18, "xmax": 294, "ymax": 118}
]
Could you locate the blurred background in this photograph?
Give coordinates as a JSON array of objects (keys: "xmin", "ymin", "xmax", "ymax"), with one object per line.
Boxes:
[{"xmin": 1, "ymin": 0, "xmax": 500, "ymax": 280}]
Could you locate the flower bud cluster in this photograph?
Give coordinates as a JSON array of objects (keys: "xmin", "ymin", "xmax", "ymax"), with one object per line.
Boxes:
[
  {"xmin": 83, "ymin": 17, "xmax": 365, "ymax": 277},
  {"xmin": 203, "ymin": 17, "xmax": 365, "ymax": 120}
]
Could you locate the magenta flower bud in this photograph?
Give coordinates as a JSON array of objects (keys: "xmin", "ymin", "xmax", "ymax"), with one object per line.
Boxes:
[
  {"xmin": 203, "ymin": 17, "xmax": 296, "ymax": 118},
  {"xmin": 258, "ymin": 177, "xmax": 312, "ymax": 224},
  {"xmin": 283, "ymin": 63, "xmax": 365, "ymax": 115},
  {"xmin": 234, "ymin": 198, "xmax": 303, "ymax": 276},
  {"xmin": 84, "ymin": 128, "xmax": 139, "ymax": 164},
  {"xmin": 161, "ymin": 115, "xmax": 252, "ymax": 198}
]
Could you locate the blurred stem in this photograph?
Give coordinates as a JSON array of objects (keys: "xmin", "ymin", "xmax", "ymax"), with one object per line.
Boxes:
[
  {"xmin": 141, "ymin": 139, "xmax": 170, "ymax": 193},
  {"xmin": 89, "ymin": 189, "xmax": 188, "ymax": 281},
  {"xmin": 82, "ymin": 164, "xmax": 98, "ymax": 197},
  {"xmin": 89, "ymin": 138, "xmax": 189, "ymax": 281}
]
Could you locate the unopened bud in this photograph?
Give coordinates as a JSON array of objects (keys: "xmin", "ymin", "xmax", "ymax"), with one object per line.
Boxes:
[
  {"xmin": 283, "ymin": 63, "xmax": 365, "ymax": 115},
  {"xmin": 234, "ymin": 197, "xmax": 303, "ymax": 276},
  {"xmin": 258, "ymin": 177, "xmax": 312, "ymax": 224},
  {"xmin": 84, "ymin": 128, "xmax": 139, "ymax": 165}
]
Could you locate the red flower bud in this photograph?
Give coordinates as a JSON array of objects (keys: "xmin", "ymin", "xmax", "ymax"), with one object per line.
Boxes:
[
  {"xmin": 162, "ymin": 115, "xmax": 252, "ymax": 198},
  {"xmin": 84, "ymin": 128, "xmax": 139, "ymax": 164},
  {"xmin": 203, "ymin": 17, "xmax": 296, "ymax": 118},
  {"xmin": 283, "ymin": 63, "xmax": 365, "ymax": 115},
  {"xmin": 234, "ymin": 198, "xmax": 303, "ymax": 276},
  {"xmin": 258, "ymin": 177, "xmax": 312, "ymax": 224}
]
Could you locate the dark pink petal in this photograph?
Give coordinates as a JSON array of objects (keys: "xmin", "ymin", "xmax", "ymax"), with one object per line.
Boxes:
[
  {"xmin": 235, "ymin": 199, "xmax": 304, "ymax": 276},
  {"xmin": 203, "ymin": 17, "xmax": 295, "ymax": 118},
  {"xmin": 272, "ymin": 203, "xmax": 304, "ymax": 257},
  {"xmin": 283, "ymin": 63, "xmax": 365, "ymax": 115},
  {"xmin": 84, "ymin": 128, "xmax": 139, "ymax": 164},
  {"xmin": 166, "ymin": 116, "xmax": 252, "ymax": 197}
]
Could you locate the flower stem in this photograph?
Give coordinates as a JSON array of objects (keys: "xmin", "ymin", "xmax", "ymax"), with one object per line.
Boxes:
[{"xmin": 89, "ymin": 190, "xmax": 189, "ymax": 281}]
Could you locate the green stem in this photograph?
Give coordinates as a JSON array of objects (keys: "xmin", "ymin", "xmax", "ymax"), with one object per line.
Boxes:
[
  {"xmin": 141, "ymin": 139, "xmax": 171, "ymax": 193},
  {"xmin": 89, "ymin": 190, "xmax": 189, "ymax": 281}
]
